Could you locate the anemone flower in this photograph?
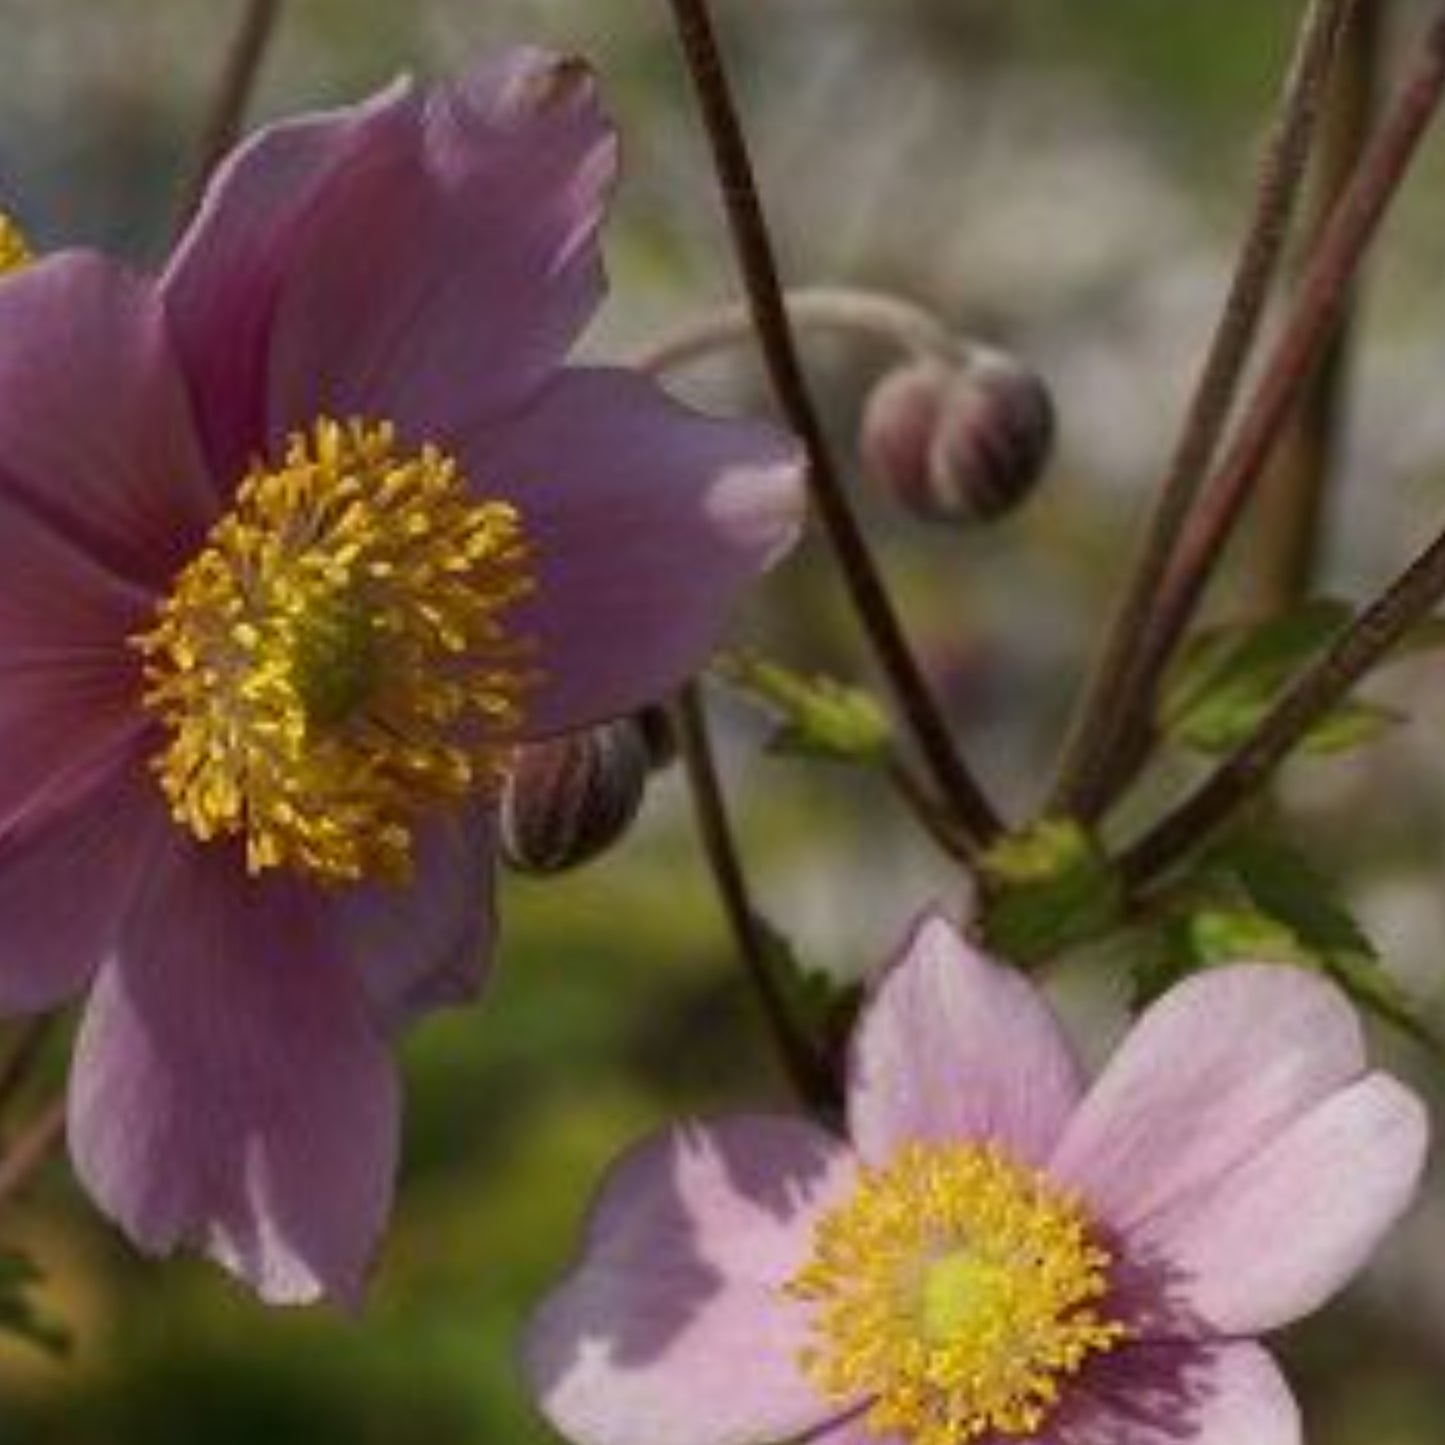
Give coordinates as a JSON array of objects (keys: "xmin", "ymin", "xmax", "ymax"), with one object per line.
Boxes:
[
  {"xmin": 527, "ymin": 912, "xmax": 1428, "ymax": 1445},
  {"xmin": 0, "ymin": 49, "xmax": 803, "ymax": 1305}
]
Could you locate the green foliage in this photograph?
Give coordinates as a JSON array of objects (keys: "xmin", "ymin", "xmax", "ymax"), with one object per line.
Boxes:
[
  {"xmin": 0, "ymin": 1248, "xmax": 70, "ymax": 1359},
  {"xmin": 1135, "ymin": 832, "xmax": 1439, "ymax": 1052},
  {"xmin": 1160, "ymin": 598, "xmax": 1405, "ymax": 756},
  {"xmin": 979, "ymin": 819, "xmax": 1124, "ymax": 966},
  {"xmin": 752, "ymin": 915, "xmax": 862, "ymax": 1066},
  {"xmin": 714, "ymin": 652, "xmax": 892, "ymax": 764}
]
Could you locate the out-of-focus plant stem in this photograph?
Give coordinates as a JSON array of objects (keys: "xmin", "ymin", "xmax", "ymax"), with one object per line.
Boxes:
[
  {"xmin": 0, "ymin": 1097, "xmax": 64, "ymax": 1212},
  {"xmin": 1255, "ymin": 1, "xmax": 1388, "ymax": 609},
  {"xmin": 674, "ymin": 684, "xmax": 840, "ymax": 1111},
  {"xmin": 633, "ymin": 286, "xmax": 959, "ymax": 374},
  {"xmin": 174, "ymin": 0, "xmax": 284, "ymax": 228},
  {"xmin": 1087, "ymin": 3, "xmax": 1445, "ymax": 822},
  {"xmin": 1051, "ymin": 0, "xmax": 1354, "ymax": 822},
  {"xmin": 1121, "ymin": 508, "xmax": 1445, "ymax": 884},
  {"xmin": 665, "ymin": 0, "xmax": 1004, "ymax": 855}
]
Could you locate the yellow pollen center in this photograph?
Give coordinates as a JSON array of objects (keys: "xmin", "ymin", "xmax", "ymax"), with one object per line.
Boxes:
[
  {"xmin": 787, "ymin": 1142, "xmax": 1127, "ymax": 1445},
  {"xmin": 135, "ymin": 417, "xmax": 537, "ymax": 884},
  {"xmin": 0, "ymin": 211, "xmax": 32, "ymax": 274}
]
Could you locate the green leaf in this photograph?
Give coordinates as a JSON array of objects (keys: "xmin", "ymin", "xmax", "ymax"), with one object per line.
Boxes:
[
  {"xmin": 1142, "ymin": 833, "xmax": 1440, "ymax": 1052},
  {"xmin": 1161, "ymin": 598, "xmax": 1400, "ymax": 757},
  {"xmin": 980, "ymin": 819, "xmax": 1125, "ymax": 966},
  {"xmin": 750, "ymin": 914, "xmax": 861, "ymax": 1066},
  {"xmin": 714, "ymin": 653, "xmax": 892, "ymax": 764},
  {"xmin": 0, "ymin": 1248, "xmax": 70, "ymax": 1358}
]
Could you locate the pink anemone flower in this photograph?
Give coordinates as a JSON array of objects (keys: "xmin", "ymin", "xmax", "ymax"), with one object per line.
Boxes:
[
  {"xmin": 0, "ymin": 49, "xmax": 803, "ymax": 1305},
  {"xmin": 526, "ymin": 912, "xmax": 1428, "ymax": 1445}
]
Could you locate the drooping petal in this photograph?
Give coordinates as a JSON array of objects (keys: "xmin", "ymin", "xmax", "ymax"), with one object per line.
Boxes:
[
  {"xmin": 524, "ymin": 1117, "xmax": 856, "ymax": 1445},
  {"xmin": 331, "ymin": 803, "xmax": 497, "ymax": 1032},
  {"xmin": 0, "ymin": 489, "xmax": 152, "ymax": 833},
  {"xmin": 847, "ymin": 911, "xmax": 1085, "ymax": 1167},
  {"xmin": 476, "ymin": 368, "xmax": 804, "ymax": 735},
  {"xmin": 0, "ymin": 761, "xmax": 165, "ymax": 1014},
  {"xmin": 1040, "ymin": 1342, "xmax": 1301, "ymax": 1445},
  {"xmin": 164, "ymin": 50, "xmax": 616, "ymax": 483},
  {"xmin": 0, "ymin": 251, "xmax": 216, "ymax": 584},
  {"xmin": 1049, "ymin": 965, "xmax": 1364, "ymax": 1233},
  {"xmin": 68, "ymin": 841, "xmax": 398, "ymax": 1306},
  {"xmin": 1129, "ymin": 1072, "xmax": 1427, "ymax": 1337}
]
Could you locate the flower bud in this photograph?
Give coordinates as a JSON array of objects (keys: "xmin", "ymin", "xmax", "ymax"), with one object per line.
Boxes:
[
  {"xmin": 861, "ymin": 349, "xmax": 1054, "ymax": 526},
  {"xmin": 499, "ymin": 717, "xmax": 652, "ymax": 875}
]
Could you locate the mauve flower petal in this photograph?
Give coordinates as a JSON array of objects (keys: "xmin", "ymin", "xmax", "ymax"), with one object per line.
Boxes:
[
  {"xmin": 475, "ymin": 368, "xmax": 804, "ymax": 735},
  {"xmin": 1130, "ymin": 1072, "xmax": 1428, "ymax": 1337},
  {"xmin": 0, "ymin": 762, "xmax": 165, "ymax": 1014},
  {"xmin": 0, "ymin": 251, "xmax": 215, "ymax": 584},
  {"xmin": 524, "ymin": 1117, "xmax": 856, "ymax": 1445},
  {"xmin": 847, "ymin": 911, "xmax": 1085, "ymax": 1167},
  {"xmin": 164, "ymin": 50, "xmax": 616, "ymax": 482},
  {"xmin": 332, "ymin": 803, "xmax": 496, "ymax": 1032},
  {"xmin": 0, "ymin": 489, "xmax": 151, "ymax": 833},
  {"xmin": 1049, "ymin": 965, "xmax": 1364, "ymax": 1233},
  {"xmin": 68, "ymin": 843, "xmax": 398, "ymax": 1306},
  {"xmin": 1038, "ymin": 1342, "xmax": 1300, "ymax": 1445}
]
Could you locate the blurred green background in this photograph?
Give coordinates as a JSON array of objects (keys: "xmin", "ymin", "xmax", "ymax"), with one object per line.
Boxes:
[{"xmin": 1, "ymin": 2, "xmax": 1444, "ymax": 1442}]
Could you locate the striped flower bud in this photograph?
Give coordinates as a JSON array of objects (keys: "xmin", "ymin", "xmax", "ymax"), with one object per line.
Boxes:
[
  {"xmin": 499, "ymin": 717, "xmax": 652, "ymax": 875},
  {"xmin": 861, "ymin": 349, "xmax": 1054, "ymax": 526}
]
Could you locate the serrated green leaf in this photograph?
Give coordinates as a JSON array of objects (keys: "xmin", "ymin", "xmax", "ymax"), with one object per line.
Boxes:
[
  {"xmin": 714, "ymin": 653, "xmax": 892, "ymax": 764},
  {"xmin": 979, "ymin": 819, "xmax": 1124, "ymax": 966},
  {"xmin": 1162, "ymin": 599, "xmax": 1403, "ymax": 757},
  {"xmin": 750, "ymin": 914, "xmax": 862, "ymax": 1063},
  {"xmin": 0, "ymin": 1248, "xmax": 70, "ymax": 1358},
  {"xmin": 1141, "ymin": 833, "xmax": 1440, "ymax": 1053}
]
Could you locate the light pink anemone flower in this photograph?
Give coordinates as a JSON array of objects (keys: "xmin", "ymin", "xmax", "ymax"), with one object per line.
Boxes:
[
  {"xmin": 0, "ymin": 49, "xmax": 803, "ymax": 1304},
  {"xmin": 526, "ymin": 912, "xmax": 1429, "ymax": 1445}
]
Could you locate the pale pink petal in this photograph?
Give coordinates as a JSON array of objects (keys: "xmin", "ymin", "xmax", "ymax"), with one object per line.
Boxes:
[
  {"xmin": 68, "ymin": 842, "xmax": 398, "ymax": 1306},
  {"xmin": 475, "ymin": 368, "xmax": 804, "ymax": 735},
  {"xmin": 0, "ymin": 762, "xmax": 165, "ymax": 1014},
  {"xmin": 331, "ymin": 804, "xmax": 496, "ymax": 1032},
  {"xmin": 524, "ymin": 1117, "xmax": 856, "ymax": 1445},
  {"xmin": 164, "ymin": 50, "xmax": 616, "ymax": 483},
  {"xmin": 0, "ymin": 251, "xmax": 215, "ymax": 583},
  {"xmin": 1050, "ymin": 965, "xmax": 1364, "ymax": 1233},
  {"xmin": 847, "ymin": 911, "xmax": 1085, "ymax": 1167},
  {"xmin": 1129, "ymin": 1072, "xmax": 1428, "ymax": 1337},
  {"xmin": 0, "ymin": 489, "xmax": 151, "ymax": 833},
  {"xmin": 1040, "ymin": 1342, "xmax": 1300, "ymax": 1445}
]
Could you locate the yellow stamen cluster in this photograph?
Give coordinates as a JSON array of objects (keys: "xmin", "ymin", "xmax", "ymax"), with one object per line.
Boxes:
[
  {"xmin": 787, "ymin": 1142, "xmax": 1126, "ymax": 1445},
  {"xmin": 0, "ymin": 210, "xmax": 32, "ymax": 274},
  {"xmin": 135, "ymin": 418, "xmax": 537, "ymax": 884}
]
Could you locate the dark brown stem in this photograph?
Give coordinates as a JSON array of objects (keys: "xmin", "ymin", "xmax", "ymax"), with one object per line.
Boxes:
[
  {"xmin": 0, "ymin": 1096, "xmax": 65, "ymax": 1211},
  {"xmin": 1095, "ymin": 5, "xmax": 1445, "ymax": 816},
  {"xmin": 173, "ymin": 0, "xmax": 283, "ymax": 228},
  {"xmin": 1121, "ymin": 514, "xmax": 1445, "ymax": 885},
  {"xmin": 674, "ymin": 684, "xmax": 839, "ymax": 1110},
  {"xmin": 664, "ymin": 0, "xmax": 1004, "ymax": 850},
  {"xmin": 886, "ymin": 758, "xmax": 973, "ymax": 861},
  {"xmin": 1052, "ymin": 0, "xmax": 1354, "ymax": 819},
  {"xmin": 1255, "ymin": 1, "xmax": 1387, "ymax": 607}
]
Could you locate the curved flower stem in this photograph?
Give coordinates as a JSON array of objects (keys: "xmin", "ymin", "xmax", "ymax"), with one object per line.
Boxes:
[
  {"xmin": 1051, "ymin": 0, "xmax": 1354, "ymax": 821},
  {"xmin": 1255, "ymin": 0, "xmax": 1387, "ymax": 608},
  {"xmin": 1120, "ymin": 512, "xmax": 1445, "ymax": 886},
  {"xmin": 1076, "ymin": 3, "xmax": 1445, "ymax": 821},
  {"xmin": 173, "ymin": 0, "xmax": 284, "ymax": 227},
  {"xmin": 664, "ymin": 0, "xmax": 1004, "ymax": 852},
  {"xmin": 674, "ymin": 683, "xmax": 840, "ymax": 1111},
  {"xmin": 0, "ymin": 1095, "xmax": 65, "ymax": 1212},
  {"xmin": 632, "ymin": 285, "xmax": 960, "ymax": 375}
]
